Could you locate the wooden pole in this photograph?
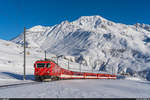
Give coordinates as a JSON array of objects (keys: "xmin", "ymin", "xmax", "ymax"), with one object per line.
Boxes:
[
  {"xmin": 45, "ymin": 51, "xmax": 46, "ymax": 60},
  {"xmin": 112, "ymin": 66, "xmax": 113, "ymax": 75},
  {"xmin": 57, "ymin": 57, "xmax": 58, "ymax": 65},
  {"xmin": 68, "ymin": 59, "xmax": 69, "ymax": 70},
  {"xmin": 80, "ymin": 63, "xmax": 81, "ymax": 72},
  {"xmin": 23, "ymin": 27, "xmax": 26, "ymax": 80}
]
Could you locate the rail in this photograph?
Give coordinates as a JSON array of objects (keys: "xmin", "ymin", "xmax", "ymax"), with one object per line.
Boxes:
[
  {"xmin": 0, "ymin": 79, "xmax": 61, "ymax": 89},
  {"xmin": 0, "ymin": 81, "xmax": 41, "ymax": 89}
]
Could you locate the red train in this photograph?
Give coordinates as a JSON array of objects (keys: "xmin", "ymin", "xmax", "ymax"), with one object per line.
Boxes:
[{"xmin": 34, "ymin": 59, "xmax": 116, "ymax": 81}]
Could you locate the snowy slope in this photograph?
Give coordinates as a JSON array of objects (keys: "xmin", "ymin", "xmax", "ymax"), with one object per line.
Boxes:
[
  {"xmin": 11, "ymin": 15, "xmax": 150, "ymax": 80},
  {"xmin": 0, "ymin": 38, "xmax": 95, "ymax": 82},
  {"xmin": 0, "ymin": 39, "xmax": 54, "ymax": 81}
]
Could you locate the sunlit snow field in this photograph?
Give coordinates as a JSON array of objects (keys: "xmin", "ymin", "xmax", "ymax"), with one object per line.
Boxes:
[{"xmin": 0, "ymin": 79, "xmax": 150, "ymax": 98}]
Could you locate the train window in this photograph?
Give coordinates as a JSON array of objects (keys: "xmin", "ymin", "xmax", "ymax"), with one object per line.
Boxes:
[
  {"xmin": 36, "ymin": 63, "xmax": 45, "ymax": 68},
  {"xmin": 89, "ymin": 75, "xmax": 96, "ymax": 76},
  {"xmin": 74, "ymin": 73, "xmax": 83, "ymax": 75},
  {"xmin": 46, "ymin": 63, "xmax": 51, "ymax": 68}
]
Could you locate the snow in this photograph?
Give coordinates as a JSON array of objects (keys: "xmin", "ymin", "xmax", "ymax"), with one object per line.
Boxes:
[
  {"xmin": 0, "ymin": 40, "xmax": 149, "ymax": 98},
  {"xmin": 0, "ymin": 79, "xmax": 150, "ymax": 98},
  {"xmin": 0, "ymin": 15, "xmax": 150, "ymax": 98}
]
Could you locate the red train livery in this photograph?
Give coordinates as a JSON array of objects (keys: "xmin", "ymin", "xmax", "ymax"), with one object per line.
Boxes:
[{"xmin": 34, "ymin": 59, "xmax": 116, "ymax": 81}]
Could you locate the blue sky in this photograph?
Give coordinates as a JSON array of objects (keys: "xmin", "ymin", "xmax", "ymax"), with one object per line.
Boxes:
[{"xmin": 0, "ymin": 0, "xmax": 150, "ymax": 40}]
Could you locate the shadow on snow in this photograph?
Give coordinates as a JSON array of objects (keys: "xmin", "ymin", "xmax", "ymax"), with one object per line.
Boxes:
[
  {"xmin": 136, "ymin": 81, "xmax": 150, "ymax": 85},
  {"xmin": 1, "ymin": 72, "xmax": 34, "ymax": 80}
]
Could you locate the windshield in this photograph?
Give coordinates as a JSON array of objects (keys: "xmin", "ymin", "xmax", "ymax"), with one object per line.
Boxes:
[
  {"xmin": 36, "ymin": 63, "xmax": 46, "ymax": 68},
  {"xmin": 46, "ymin": 63, "xmax": 51, "ymax": 68}
]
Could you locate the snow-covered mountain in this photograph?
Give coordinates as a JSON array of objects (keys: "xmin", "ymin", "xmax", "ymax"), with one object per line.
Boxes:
[{"xmin": 11, "ymin": 15, "xmax": 150, "ymax": 80}]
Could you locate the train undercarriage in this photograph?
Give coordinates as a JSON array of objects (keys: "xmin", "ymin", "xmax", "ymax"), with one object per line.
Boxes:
[{"xmin": 35, "ymin": 75, "xmax": 60, "ymax": 82}]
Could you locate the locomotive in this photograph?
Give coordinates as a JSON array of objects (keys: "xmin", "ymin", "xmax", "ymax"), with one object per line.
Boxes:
[{"xmin": 34, "ymin": 59, "xmax": 116, "ymax": 81}]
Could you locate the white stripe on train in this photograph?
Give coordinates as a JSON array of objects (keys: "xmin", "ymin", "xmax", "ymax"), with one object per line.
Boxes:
[{"xmin": 60, "ymin": 74, "xmax": 116, "ymax": 79}]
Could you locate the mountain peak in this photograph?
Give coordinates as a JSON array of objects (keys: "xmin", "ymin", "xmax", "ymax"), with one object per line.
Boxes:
[
  {"xmin": 78, "ymin": 15, "xmax": 107, "ymax": 21},
  {"xmin": 59, "ymin": 20, "xmax": 70, "ymax": 26},
  {"xmin": 71, "ymin": 15, "xmax": 113, "ymax": 29},
  {"xmin": 74, "ymin": 15, "xmax": 108, "ymax": 23}
]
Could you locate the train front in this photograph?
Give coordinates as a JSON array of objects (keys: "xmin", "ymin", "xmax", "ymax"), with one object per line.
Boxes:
[{"xmin": 34, "ymin": 60, "xmax": 52, "ymax": 81}]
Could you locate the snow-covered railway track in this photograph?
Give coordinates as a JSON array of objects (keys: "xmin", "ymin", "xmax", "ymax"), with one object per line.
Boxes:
[
  {"xmin": 0, "ymin": 79, "xmax": 60, "ymax": 89},
  {"xmin": 0, "ymin": 81, "xmax": 41, "ymax": 89}
]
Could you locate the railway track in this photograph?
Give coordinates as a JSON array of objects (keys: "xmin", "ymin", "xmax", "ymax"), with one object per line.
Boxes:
[
  {"xmin": 0, "ymin": 81, "xmax": 42, "ymax": 89},
  {"xmin": 0, "ymin": 79, "xmax": 60, "ymax": 89}
]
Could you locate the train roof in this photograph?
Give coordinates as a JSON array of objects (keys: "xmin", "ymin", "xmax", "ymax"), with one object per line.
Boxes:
[{"xmin": 35, "ymin": 59, "xmax": 58, "ymax": 64}]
